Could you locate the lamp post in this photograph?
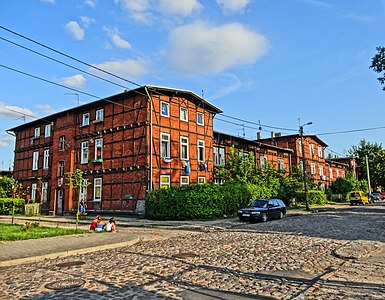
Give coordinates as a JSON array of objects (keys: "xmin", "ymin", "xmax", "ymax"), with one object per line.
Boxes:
[{"xmin": 300, "ymin": 122, "xmax": 313, "ymax": 211}]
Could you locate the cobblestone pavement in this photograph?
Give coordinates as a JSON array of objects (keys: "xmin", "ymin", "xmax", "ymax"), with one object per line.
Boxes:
[{"xmin": 1, "ymin": 203, "xmax": 385, "ymax": 299}]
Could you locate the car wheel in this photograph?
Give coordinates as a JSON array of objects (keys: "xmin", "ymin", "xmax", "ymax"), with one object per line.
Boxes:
[
  {"xmin": 261, "ymin": 213, "xmax": 267, "ymax": 222},
  {"xmin": 239, "ymin": 217, "xmax": 245, "ymax": 222},
  {"xmin": 278, "ymin": 211, "xmax": 284, "ymax": 220}
]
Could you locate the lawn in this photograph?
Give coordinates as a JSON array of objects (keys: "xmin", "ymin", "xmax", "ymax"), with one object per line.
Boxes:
[{"xmin": 0, "ymin": 222, "xmax": 89, "ymax": 241}]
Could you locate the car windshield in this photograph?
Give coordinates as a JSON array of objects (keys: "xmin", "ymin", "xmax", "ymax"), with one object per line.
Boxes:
[{"xmin": 250, "ymin": 200, "xmax": 268, "ymax": 208}]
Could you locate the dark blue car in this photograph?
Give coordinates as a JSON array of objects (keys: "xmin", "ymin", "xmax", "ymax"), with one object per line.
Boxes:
[{"xmin": 237, "ymin": 199, "xmax": 286, "ymax": 222}]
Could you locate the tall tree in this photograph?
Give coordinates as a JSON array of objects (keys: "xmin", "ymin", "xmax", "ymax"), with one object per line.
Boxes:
[{"xmin": 370, "ymin": 46, "xmax": 385, "ymax": 90}]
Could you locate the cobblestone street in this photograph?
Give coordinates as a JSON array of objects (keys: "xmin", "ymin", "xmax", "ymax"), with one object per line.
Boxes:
[{"xmin": 1, "ymin": 203, "xmax": 385, "ymax": 299}]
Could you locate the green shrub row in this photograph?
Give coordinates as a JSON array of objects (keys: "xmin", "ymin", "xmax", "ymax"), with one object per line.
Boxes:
[
  {"xmin": 295, "ymin": 190, "xmax": 326, "ymax": 205},
  {"xmin": 145, "ymin": 182, "xmax": 273, "ymax": 221},
  {"xmin": 0, "ymin": 198, "xmax": 26, "ymax": 215}
]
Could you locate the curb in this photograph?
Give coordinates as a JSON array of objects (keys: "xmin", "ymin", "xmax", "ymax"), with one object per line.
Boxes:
[{"xmin": 0, "ymin": 236, "xmax": 141, "ymax": 268}]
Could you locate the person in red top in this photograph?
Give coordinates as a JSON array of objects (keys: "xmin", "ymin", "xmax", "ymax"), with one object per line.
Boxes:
[{"xmin": 90, "ymin": 215, "xmax": 100, "ymax": 231}]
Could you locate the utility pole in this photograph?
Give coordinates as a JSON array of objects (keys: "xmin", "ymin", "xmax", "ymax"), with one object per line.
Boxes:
[
  {"xmin": 300, "ymin": 122, "xmax": 312, "ymax": 211},
  {"xmin": 365, "ymin": 155, "xmax": 372, "ymax": 193}
]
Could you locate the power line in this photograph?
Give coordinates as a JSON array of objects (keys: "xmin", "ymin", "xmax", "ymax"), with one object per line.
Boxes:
[{"xmin": 317, "ymin": 126, "xmax": 385, "ymax": 136}]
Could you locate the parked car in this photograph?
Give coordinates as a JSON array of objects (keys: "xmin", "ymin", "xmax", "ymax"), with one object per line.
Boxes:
[
  {"xmin": 371, "ymin": 192, "xmax": 381, "ymax": 202},
  {"xmin": 365, "ymin": 193, "xmax": 375, "ymax": 204},
  {"xmin": 237, "ymin": 199, "xmax": 286, "ymax": 222},
  {"xmin": 380, "ymin": 192, "xmax": 385, "ymax": 200},
  {"xmin": 348, "ymin": 191, "xmax": 369, "ymax": 205}
]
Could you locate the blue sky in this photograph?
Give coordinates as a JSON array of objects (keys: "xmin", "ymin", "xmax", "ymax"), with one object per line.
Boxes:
[{"xmin": 1, "ymin": 0, "xmax": 385, "ymax": 170}]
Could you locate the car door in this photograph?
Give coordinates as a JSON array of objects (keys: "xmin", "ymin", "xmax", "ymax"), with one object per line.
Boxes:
[{"xmin": 267, "ymin": 200, "xmax": 277, "ymax": 218}]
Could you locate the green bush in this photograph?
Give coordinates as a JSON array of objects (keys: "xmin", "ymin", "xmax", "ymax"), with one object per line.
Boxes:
[
  {"xmin": 295, "ymin": 190, "xmax": 326, "ymax": 205},
  {"xmin": 0, "ymin": 198, "xmax": 25, "ymax": 215}
]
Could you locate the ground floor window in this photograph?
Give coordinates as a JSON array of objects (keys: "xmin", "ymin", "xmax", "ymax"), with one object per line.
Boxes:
[
  {"xmin": 31, "ymin": 183, "xmax": 37, "ymax": 201},
  {"xmin": 160, "ymin": 175, "xmax": 170, "ymax": 189},
  {"xmin": 41, "ymin": 182, "xmax": 48, "ymax": 203},
  {"xmin": 180, "ymin": 176, "xmax": 189, "ymax": 186},
  {"xmin": 93, "ymin": 178, "xmax": 102, "ymax": 201},
  {"xmin": 198, "ymin": 177, "xmax": 206, "ymax": 184}
]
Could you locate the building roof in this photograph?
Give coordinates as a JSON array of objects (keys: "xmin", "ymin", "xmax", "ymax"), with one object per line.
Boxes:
[
  {"xmin": 257, "ymin": 133, "xmax": 329, "ymax": 147},
  {"xmin": 8, "ymin": 85, "xmax": 223, "ymax": 132},
  {"xmin": 214, "ymin": 131, "xmax": 294, "ymax": 153}
]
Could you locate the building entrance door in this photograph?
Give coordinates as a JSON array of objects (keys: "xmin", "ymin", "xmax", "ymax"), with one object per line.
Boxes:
[{"xmin": 56, "ymin": 189, "xmax": 64, "ymax": 215}]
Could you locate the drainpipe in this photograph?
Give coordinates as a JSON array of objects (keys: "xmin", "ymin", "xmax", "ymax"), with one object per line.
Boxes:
[{"xmin": 144, "ymin": 86, "xmax": 153, "ymax": 191}]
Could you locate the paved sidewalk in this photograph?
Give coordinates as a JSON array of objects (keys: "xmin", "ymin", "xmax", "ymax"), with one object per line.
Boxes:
[{"xmin": 0, "ymin": 203, "xmax": 349, "ymax": 268}]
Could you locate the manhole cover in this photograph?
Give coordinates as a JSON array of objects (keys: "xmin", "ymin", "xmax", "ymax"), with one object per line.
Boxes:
[
  {"xmin": 45, "ymin": 279, "xmax": 85, "ymax": 290},
  {"xmin": 172, "ymin": 252, "xmax": 197, "ymax": 259},
  {"xmin": 56, "ymin": 261, "xmax": 85, "ymax": 268}
]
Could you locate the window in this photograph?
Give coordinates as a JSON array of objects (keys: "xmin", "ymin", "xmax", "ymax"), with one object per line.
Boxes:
[
  {"xmin": 43, "ymin": 149, "xmax": 50, "ymax": 169},
  {"xmin": 278, "ymin": 159, "xmax": 285, "ymax": 171},
  {"xmin": 309, "ymin": 144, "xmax": 315, "ymax": 156},
  {"xmin": 300, "ymin": 161, "xmax": 304, "ymax": 171},
  {"xmin": 180, "ymin": 176, "xmax": 189, "ymax": 186},
  {"xmin": 180, "ymin": 137, "xmax": 189, "ymax": 160},
  {"xmin": 34, "ymin": 127, "xmax": 40, "ymax": 138},
  {"xmin": 95, "ymin": 138, "xmax": 103, "ymax": 160},
  {"xmin": 336, "ymin": 169, "xmax": 340, "ymax": 177},
  {"xmin": 81, "ymin": 141, "xmax": 89, "ymax": 164},
  {"xmin": 59, "ymin": 135, "xmax": 65, "ymax": 151},
  {"xmin": 32, "ymin": 151, "xmax": 39, "ymax": 170},
  {"xmin": 298, "ymin": 140, "xmax": 302, "ymax": 154},
  {"xmin": 342, "ymin": 170, "xmax": 345, "ymax": 178},
  {"xmin": 80, "ymin": 179, "xmax": 88, "ymax": 201},
  {"xmin": 44, "ymin": 124, "xmax": 51, "ymax": 137},
  {"xmin": 214, "ymin": 178, "xmax": 225, "ymax": 185},
  {"xmin": 260, "ymin": 156, "xmax": 268, "ymax": 166},
  {"xmin": 58, "ymin": 161, "xmax": 65, "ymax": 177},
  {"xmin": 310, "ymin": 163, "xmax": 316, "ymax": 175},
  {"xmin": 180, "ymin": 107, "xmax": 188, "ymax": 121},
  {"xmin": 214, "ymin": 147, "xmax": 226, "ymax": 166},
  {"xmin": 319, "ymin": 165, "xmax": 324, "ymax": 176},
  {"xmin": 318, "ymin": 146, "xmax": 323, "ymax": 158},
  {"xmin": 197, "ymin": 112, "xmax": 204, "ymax": 125},
  {"xmin": 161, "ymin": 101, "xmax": 169, "ymax": 117},
  {"xmin": 197, "ymin": 139, "xmax": 205, "ymax": 162},
  {"xmin": 82, "ymin": 113, "xmax": 90, "ymax": 126},
  {"xmin": 31, "ymin": 183, "xmax": 37, "ymax": 201},
  {"xmin": 160, "ymin": 133, "xmax": 170, "ymax": 158},
  {"xmin": 330, "ymin": 168, "xmax": 333, "ymax": 178},
  {"xmin": 198, "ymin": 177, "xmax": 206, "ymax": 184},
  {"xmin": 93, "ymin": 178, "xmax": 102, "ymax": 201},
  {"xmin": 95, "ymin": 109, "xmax": 104, "ymax": 121},
  {"xmin": 160, "ymin": 175, "xmax": 170, "ymax": 189},
  {"xmin": 41, "ymin": 182, "xmax": 48, "ymax": 203}
]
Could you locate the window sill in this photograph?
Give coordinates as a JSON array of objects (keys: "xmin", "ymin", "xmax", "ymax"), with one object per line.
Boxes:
[
  {"xmin": 92, "ymin": 119, "xmax": 103, "ymax": 124},
  {"xmin": 91, "ymin": 159, "xmax": 103, "ymax": 163}
]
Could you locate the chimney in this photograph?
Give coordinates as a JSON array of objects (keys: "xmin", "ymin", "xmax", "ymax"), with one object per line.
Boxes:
[
  {"xmin": 275, "ymin": 132, "xmax": 282, "ymax": 137},
  {"xmin": 257, "ymin": 132, "xmax": 262, "ymax": 140},
  {"xmin": 271, "ymin": 131, "xmax": 275, "ymax": 138}
]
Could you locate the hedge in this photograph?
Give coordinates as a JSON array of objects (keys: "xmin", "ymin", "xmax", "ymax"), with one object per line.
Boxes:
[
  {"xmin": 145, "ymin": 182, "xmax": 274, "ymax": 221},
  {"xmin": 295, "ymin": 190, "xmax": 326, "ymax": 205},
  {"xmin": 0, "ymin": 198, "xmax": 26, "ymax": 215}
]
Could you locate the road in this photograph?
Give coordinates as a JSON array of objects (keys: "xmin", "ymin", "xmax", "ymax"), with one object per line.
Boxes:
[{"xmin": 1, "ymin": 203, "xmax": 385, "ymax": 299}]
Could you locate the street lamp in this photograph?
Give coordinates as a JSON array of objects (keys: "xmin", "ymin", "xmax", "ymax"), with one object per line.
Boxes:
[{"xmin": 299, "ymin": 121, "xmax": 313, "ymax": 211}]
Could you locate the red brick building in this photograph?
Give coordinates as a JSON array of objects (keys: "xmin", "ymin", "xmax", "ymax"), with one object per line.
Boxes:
[{"xmin": 9, "ymin": 86, "xmax": 222, "ymax": 215}]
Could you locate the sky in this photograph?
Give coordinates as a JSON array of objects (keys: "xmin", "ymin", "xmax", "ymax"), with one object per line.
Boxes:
[{"xmin": 1, "ymin": 0, "xmax": 385, "ymax": 171}]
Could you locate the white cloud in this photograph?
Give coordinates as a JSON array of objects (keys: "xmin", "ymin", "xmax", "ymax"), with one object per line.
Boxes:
[
  {"xmin": 61, "ymin": 74, "xmax": 87, "ymax": 88},
  {"xmin": 92, "ymin": 59, "xmax": 148, "ymax": 79},
  {"xmin": 80, "ymin": 16, "xmax": 95, "ymax": 28},
  {"xmin": 40, "ymin": 0, "xmax": 55, "ymax": 4},
  {"xmin": 35, "ymin": 104, "xmax": 56, "ymax": 115},
  {"xmin": 0, "ymin": 102, "xmax": 36, "ymax": 119},
  {"xmin": 168, "ymin": 21, "xmax": 269, "ymax": 75},
  {"xmin": 118, "ymin": 0, "xmax": 153, "ymax": 24},
  {"xmin": 103, "ymin": 27, "xmax": 132, "ymax": 49},
  {"xmin": 84, "ymin": 0, "xmax": 96, "ymax": 7},
  {"xmin": 0, "ymin": 136, "xmax": 14, "ymax": 148},
  {"xmin": 217, "ymin": 0, "xmax": 251, "ymax": 14},
  {"xmin": 158, "ymin": 0, "xmax": 203, "ymax": 17},
  {"xmin": 65, "ymin": 21, "xmax": 85, "ymax": 40}
]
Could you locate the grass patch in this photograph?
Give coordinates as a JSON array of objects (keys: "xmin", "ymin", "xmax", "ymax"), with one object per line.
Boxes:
[{"xmin": 0, "ymin": 222, "xmax": 89, "ymax": 241}]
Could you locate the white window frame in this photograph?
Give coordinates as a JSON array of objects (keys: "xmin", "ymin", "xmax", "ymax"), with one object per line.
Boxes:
[
  {"xmin": 214, "ymin": 147, "xmax": 225, "ymax": 166},
  {"xmin": 180, "ymin": 107, "xmax": 188, "ymax": 121},
  {"xmin": 34, "ymin": 127, "xmax": 40, "ymax": 138},
  {"xmin": 95, "ymin": 138, "xmax": 103, "ymax": 160},
  {"xmin": 59, "ymin": 135, "xmax": 65, "ymax": 151},
  {"xmin": 58, "ymin": 161, "xmax": 65, "ymax": 177},
  {"xmin": 342, "ymin": 170, "xmax": 345, "ymax": 178},
  {"xmin": 330, "ymin": 168, "xmax": 333, "ymax": 178},
  {"xmin": 260, "ymin": 156, "xmax": 268, "ymax": 166},
  {"xmin": 44, "ymin": 124, "xmax": 51, "ymax": 137},
  {"xmin": 310, "ymin": 163, "xmax": 316, "ymax": 175},
  {"xmin": 81, "ymin": 141, "xmax": 89, "ymax": 164},
  {"xmin": 197, "ymin": 139, "xmax": 205, "ymax": 162},
  {"xmin": 318, "ymin": 146, "xmax": 323, "ymax": 158},
  {"xmin": 160, "ymin": 133, "xmax": 170, "ymax": 158},
  {"xmin": 41, "ymin": 182, "xmax": 48, "ymax": 202},
  {"xmin": 309, "ymin": 144, "xmax": 315, "ymax": 156},
  {"xmin": 336, "ymin": 169, "xmax": 340, "ymax": 177},
  {"xmin": 180, "ymin": 136, "xmax": 189, "ymax": 160},
  {"xmin": 180, "ymin": 176, "xmax": 189, "ymax": 186},
  {"xmin": 95, "ymin": 109, "xmax": 104, "ymax": 121},
  {"xmin": 93, "ymin": 178, "xmax": 102, "ymax": 201},
  {"xmin": 298, "ymin": 140, "xmax": 302, "ymax": 154},
  {"xmin": 31, "ymin": 183, "xmax": 37, "ymax": 201},
  {"xmin": 197, "ymin": 112, "xmax": 204, "ymax": 126},
  {"xmin": 319, "ymin": 165, "xmax": 324, "ymax": 176},
  {"xmin": 278, "ymin": 159, "xmax": 285, "ymax": 171},
  {"xmin": 160, "ymin": 175, "xmax": 170, "ymax": 189},
  {"xmin": 43, "ymin": 149, "xmax": 50, "ymax": 169},
  {"xmin": 214, "ymin": 178, "xmax": 225, "ymax": 185},
  {"xmin": 82, "ymin": 113, "xmax": 90, "ymax": 126},
  {"xmin": 161, "ymin": 101, "xmax": 170, "ymax": 117},
  {"xmin": 32, "ymin": 151, "xmax": 39, "ymax": 170},
  {"xmin": 80, "ymin": 179, "xmax": 88, "ymax": 202},
  {"xmin": 198, "ymin": 177, "xmax": 206, "ymax": 184}
]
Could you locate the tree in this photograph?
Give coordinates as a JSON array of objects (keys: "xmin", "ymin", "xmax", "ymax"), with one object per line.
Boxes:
[
  {"xmin": 370, "ymin": 46, "xmax": 385, "ymax": 91},
  {"xmin": 0, "ymin": 176, "xmax": 14, "ymax": 198},
  {"xmin": 66, "ymin": 169, "xmax": 90, "ymax": 230}
]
